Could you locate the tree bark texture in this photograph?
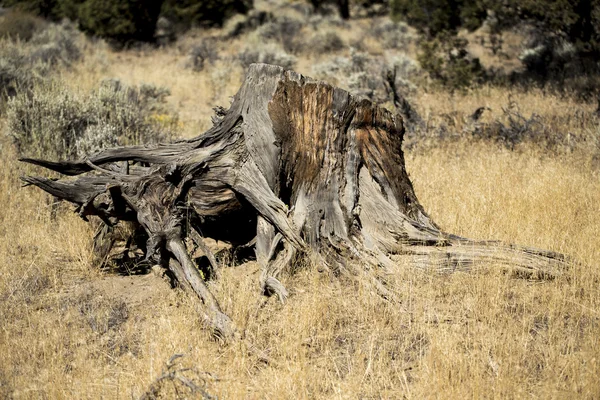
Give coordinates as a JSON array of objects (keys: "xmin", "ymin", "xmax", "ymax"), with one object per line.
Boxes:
[{"xmin": 20, "ymin": 64, "xmax": 569, "ymax": 339}]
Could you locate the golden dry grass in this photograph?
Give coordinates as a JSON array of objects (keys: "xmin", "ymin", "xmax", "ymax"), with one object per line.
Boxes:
[
  {"xmin": 2, "ymin": 135, "xmax": 599, "ymax": 398},
  {"xmin": 2, "ymin": 8, "xmax": 600, "ymax": 399}
]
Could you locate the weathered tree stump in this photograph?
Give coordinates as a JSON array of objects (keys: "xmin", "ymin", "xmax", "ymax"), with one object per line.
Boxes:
[{"xmin": 20, "ymin": 64, "xmax": 569, "ymax": 340}]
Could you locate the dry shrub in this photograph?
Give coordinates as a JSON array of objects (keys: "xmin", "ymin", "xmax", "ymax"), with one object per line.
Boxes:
[
  {"xmin": 78, "ymin": 290, "xmax": 129, "ymax": 335},
  {"xmin": 475, "ymin": 102, "xmax": 600, "ymax": 155},
  {"xmin": 312, "ymin": 49, "xmax": 420, "ymax": 103},
  {"xmin": 0, "ymin": 9, "xmax": 47, "ymax": 41},
  {"xmin": 407, "ymin": 91, "xmax": 600, "ymax": 164},
  {"xmin": 187, "ymin": 38, "xmax": 219, "ymax": 71},
  {"xmin": 471, "ymin": 101, "xmax": 549, "ymax": 149},
  {"xmin": 369, "ymin": 19, "xmax": 415, "ymax": 50},
  {"xmin": 139, "ymin": 354, "xmax": 217, "ymax": 400},
  {"xmin": 7, "ymin": 79, "xmax": 179, "ymax": 159},
  {"xmin": 27, "ymin": 20, "xmax": 82, "ymax": 66},
  {"xmin": 1, "ymin": 265, "xmax": 53, "ymax": 307},
  {"xmin": 0, "ymin": 44, "xmax": 42, "ymax": 100},
  {"xmin": 223, "ymin": 9, "xmax": 273, "ymax": 38},
  {"xmin": 257, "ymin": 15, "xmax": 304, "ymax": 54},
  {"xmin": 237, "ymin": 42, "xmax": 296, "ymax": 71},
  {"xmin": 308, "ymin": 30, "xmax": 345, "ymax": 55},
  {"xmin": 0, "ymin": 20, "xmax": 83, "ymax": 105}
]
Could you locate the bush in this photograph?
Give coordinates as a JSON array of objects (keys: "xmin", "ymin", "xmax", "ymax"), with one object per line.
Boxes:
[
  {"xmin": 386, "ymin": 53, "xmax": 420, "ymax": 92},
  {"xmin": 0, "ymin": 44, "xmax": 42, "ymax": 101},
  {"xmin": 517, "ymin": 32, "xmax": 591, "ymax": 80},
  {"xmin": 222, "ymin": 9, "xmax": 272, "ymax": 38},
  {"xmin": 257, "ymin": 15, "xmax": 304, "ymax": 53},
  {"xmin": 308, "ymin": 0, "xmax": 350, "ymax": 19},
  {"xmin": 468, "ymin": 101, "xmax": 573, "ymax": 152},
  {"xmin": 161, "ymin": 0, "xmax": 252, "ymax": 31},
  {"xmin": 312, "ymin": 49, "xmax": 420, "ymax": 103},
  {"xmin": 76, "ymin": 0, "xmax": 163, "ymax": 45},
  {"xmin": 5, "ymin": 0, "xmax": 253, "ymax": 44},
  {"xmin": 4, "ymin": 0, "xmax": 161, "ymax": 44},
  {"xmin": 369, "ymin": 20, "xmax": 415, "ymax": 50},
  {"xmin": 187, "ymin": 38, "xmax": 219, "ymax": 71},
  {"xmin": 1, "ymin": 0, "xmax": 62, "ymax": 19},
  {"xmin": 7, "ymin": 79, "xmax": 179, "ymax": 159},
  {"xmin": 390, "ymin": 0, "xmax": 469, "ymax": 37},
  {"xmin": 417, "ymin": 35, "xmax": 484, "ymax": 91},
  {"xmin": 308, "ymin": 31, "xmax": 345, "ymax": 54},
  {"xmin": 27, "ymin": 19, "xmax": 82, "ymax": 65},
  {"xmin": 414, "ymin": 100, "xmax": 586, "ymax": 154},
  {"xmin": 0, "ymin": 20, "xmax": 83, "ymax": 106},
  {"xmin": 0, "ymin": 9, "xmax": 46, "ymax": 40},
  {"xmin": 391, "ymin": 0, "xmax": 600, "ymax": 89},
  {"xmin": 237, "ymin": 42, "xmax": 296, "ymax": 70}
]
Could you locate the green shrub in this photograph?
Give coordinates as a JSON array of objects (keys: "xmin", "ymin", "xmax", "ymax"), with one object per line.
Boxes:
[
  {"xmin": 1, "ymin": 0, "xmax": 63, "ymax": 19},
  {"xmin": 76, "ymin": 0, "xmax": 163, "ymax": 44},
  {"xmin": 417, "ymin": 35, "xmax": 484, "ymax": 91},
  {"xmin": 391, "ymin": 0, "xmax": 600, "ymax": 67},
  {"xmin": 7, "ymin": 79, "xmax": 179, "ymax": 159},
  {"xmin": 391, "ymin": 0, "xmax": 466, "ymax": 37},
  {"xmin": 308, "ymin": 0, "xmax": 350, "ymax": 19},
  {"xmin": 160, "ymin": 0, "xmax": 251, "ymax": 32},
  {"xmin": 4, "ymin": 0, "xmax": 253, "ymax": 44}
]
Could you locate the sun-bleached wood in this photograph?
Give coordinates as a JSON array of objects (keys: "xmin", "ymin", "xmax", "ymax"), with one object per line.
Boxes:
[{"xmin": 21, "ymin": 64, "xmax": 569, "ymax": 339}]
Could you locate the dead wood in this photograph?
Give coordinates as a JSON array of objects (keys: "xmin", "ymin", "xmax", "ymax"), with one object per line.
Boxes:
[
  {"xmin": 139, "ymin": 354, "xmax": 217, "ymax": 400},
  {"xmin": 20, "ymin": 64, "xmax": 570, "ymax": 340}
]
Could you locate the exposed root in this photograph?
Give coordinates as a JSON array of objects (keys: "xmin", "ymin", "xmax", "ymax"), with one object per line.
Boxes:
[
  {"xmin": 167, "ymin": 238, "xmax": 235, "ymax": 341},
  {"xmin": 189, "ymin": 228, "xmax": 221, "ymax": 279},
  {"xmin": 393, "ymin": 240, "xmax": 568, "ymax": 278},
  {"xmin": 19, "ymin": 64, "xmax": 573, "ymax": 342}
]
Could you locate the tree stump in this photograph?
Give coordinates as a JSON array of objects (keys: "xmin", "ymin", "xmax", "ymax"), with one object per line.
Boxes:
[{"xmin": 20, "ymin": 64, "xmax": 569, "ymax": 340}]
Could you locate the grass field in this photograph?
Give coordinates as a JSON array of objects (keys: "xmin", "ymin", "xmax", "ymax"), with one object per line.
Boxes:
[{"xmin": 1, "ymin": 2, "xmax": 600, "ymax": 398}]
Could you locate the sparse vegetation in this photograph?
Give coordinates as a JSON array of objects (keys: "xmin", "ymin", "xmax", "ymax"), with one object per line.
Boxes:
[{"xmin": 1, "ymin": 0, "xmax": 600, "ymax": 398}]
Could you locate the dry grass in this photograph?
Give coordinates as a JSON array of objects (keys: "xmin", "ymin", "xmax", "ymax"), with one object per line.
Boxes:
[
  {"xmin": 2, "ymin": 121, "xmax": 599, "ymax": 399},
  {"xmin": 1, "ymin": 3, "xmax": 600, "ymax": 398}
]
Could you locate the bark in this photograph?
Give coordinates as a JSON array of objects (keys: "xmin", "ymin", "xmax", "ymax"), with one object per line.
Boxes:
[{"xmin": 20, "ymin": 64, "xmax": 569, "ymax": 339}]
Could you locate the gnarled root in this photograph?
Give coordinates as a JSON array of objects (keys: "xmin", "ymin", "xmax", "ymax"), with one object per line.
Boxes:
[{"xmin": 167, "ymin": 238, "xmax": 235, "ymax": 341}]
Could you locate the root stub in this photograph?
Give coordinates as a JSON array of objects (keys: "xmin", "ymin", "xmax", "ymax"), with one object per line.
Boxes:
[{"xmin": 20, "ymin": 64, "xmax": 571, "ymax": 340}]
